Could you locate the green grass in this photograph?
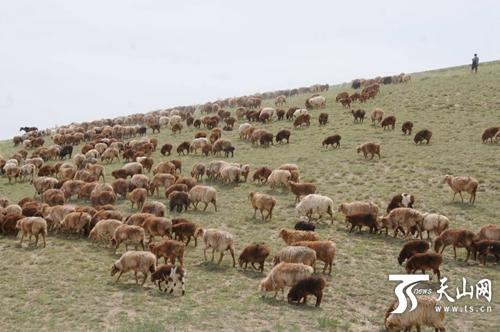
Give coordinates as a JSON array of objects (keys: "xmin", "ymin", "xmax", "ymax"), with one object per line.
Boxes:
[{"xmin": 1, "ymin": 61, "xmax": 500, "ymax": 331}]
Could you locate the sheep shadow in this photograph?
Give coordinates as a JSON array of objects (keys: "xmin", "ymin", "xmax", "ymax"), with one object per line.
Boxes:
[
  {"xmin": 196, "ymin": 260, "xmax": 234, "ymax": 273},
  {"xmin": 441, "ymin": 201, "xmax": 477, "ymax": 210},
  {"xmin": 237, "ymin": 268, "xmax": 266, "ymax": 280}
]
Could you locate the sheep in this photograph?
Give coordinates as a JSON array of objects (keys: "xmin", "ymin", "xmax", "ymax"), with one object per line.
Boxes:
[
  {"xmin": 190, "ymin": 162, "xmax": 206, "ymax": 181},
  {"xmin": 287, "ymin": 276, "xmax": 326, "ymax": 307},
  {"xmin": 195, "ymin": 228, "xmax": 236, "ymax": 266},
  {"xmin": 175, "ymin": 176, "xmax": 197, "ymax": 190},
  {"xmin": 370, "ymin": 108, "xmax": 384, "ymax": 125},
  {"xmin": 476, "ymin": 224, "xmax": 500, "ymax": 241},
  {"xmin": 4, "ymin": 204, "xmax": 22, "ymax": 216},
  {"xmin": 238, "ymin": 243, "xmax": 270, "ymax": 272},
  {"xmin": 387, "ymin": 193, "xmax": 415, "ymax": 213},
  {"xmin": 398, "ymin": 240, "xmax": 430, "ymax": 265},
  {"xmin": 322, "ymin": 135, "xmax": 341, "ymax": 148},
  {"xmin": 58, "ymin": 212, "xmax": 92, "ymax": 234},
  {"xmin": 3, "ymin": 163, "xmax": 20, "ymax": 183},
  {"xmin": 295, "ymin": 194, "xmax": 334, "ymax": 223},
  {"xmin": 443, "ymin": 175, "xmax": 478, "ymax": 204},
  {"xmin": 165, "ymin": 184, "xmax": 188, "ymax": 198},
  {"xmin": 188, "ymin": 185, "xmax": 217, "ymax": 212},
  {"xmin": 267, "ymin": 169, "xmax": 291, "ymax": 190},
  {"xmin": 294, "ymin": 219, "xmax": 316, "ymax": 231},
  {"xmin": 19, "ymin": 163, "xmax": 36, "ymax": 183},
  {"xmin": 141, "ymin": 201, "xmax": 166, "ymax": 217},
  {"xmin": 149, "ymin": 239, "xmax": 185, "ymax": 266},
  {"xmin": 172, "ymin": 221, "xmax": 198, "ymax": 247},
  {"xmin": 481, "ymin": 127, "xmax": 499, "ymax": 143},
  {"xmin": 380, "ymin": 207, "xmax": 425, "ymax": 239},
  {"xmin": 111, "ymin": 178, "xmax": 129, "ymax": 199},
  {"xmin": 160, "ymin": 143, "xmax": 173, "ymax": 156},
  {"xmin": 189, "ymin": 137, "xmax": 210, "ymax": 154},
  {"xmin": 471, "ymin": 240, "xmax": 500, "ymax": 266},
  {"xmin": 252, "ymin": 167, "xmax": 272, "ymax": 184},
  {"xmin": 220, "ymin": 165, "xmax": 241, "ymax": 184},
  {"xmin": 345, "ymin": 214, "xmax": 379, "ymax": 233},
  {"xmin": 418, "ymin": 213, "xmax": 450, "ymax": 240},
  {"xmin": 414, "ymin": 128, "xmax": 432, "ymax": 144},
  {"xmin": 434, "ymin": 228, "xmax": 476, "ymax": 261},
  {"xmin": 168, "ymin": 191, "xmax": 190, "ymax": 213},
  {"xmin": 89, "ymin": 219, "xmax": 123, "ymax": 244},
  {"xmin": 141, "ymin": 216, "xmax": 172, "ymax": 243},
  {"xmin": 288, "ymin": 181, "xmax": 316, "ymax": 203},
  {"xmin": 401, "ymin": 121, "xmax": 413, "ymax": 135},
  {"xmin": 248, "ymin": 192, "xmax": 276, "ymax": 221},
  {"xmin": 90, "ymin": 190, "xmax": 116, "ymax": 207},
  {"xmin": 351, "ymin": 109, "xmax": 365, "ymax": 123},
  {"xmin": 110, "ymin": 251, "xmax": 156, "ymax": 285},
  {"xmin": 41, "ymin": 189, "xmax": 65, "ymax": 206},
  {"xmin": 101, "ymin": 147, "xmax": 120, "ymax": 163},
  {"xmin": 273, "ymin": 246, "xmax": 316, "ymax": 270},
  {"xmin": 318, "ymin": 112, "xmax": 328, "ymax": 125},
  {"xmin": 152, "ymin": 161, "xmax": 176, "ymax": 175},
  {"xmin": 149, "ymin": 173, "xmax": 176, "ymax": 196},
  {"xmin": 127, "ymin": 188, "xmax": 147, "ymax": 210},
  {"xmin": 122, "ymin": 162, "xmax": 143, "ymax": 176},
  {"xmin": 86, "ymin": 163, "xmax": 105, "ymax": 182},
  {"xmin": 151, "ymin": 264, "xmax": 187, "ymax": 295},
  {"xmin": 259, "ymin": 262, "xmax": 313, "ymax": 298},
  {"xmin": 292, "ymin": 240, "xmax": 336, "ymax": 274},
  {"xmin": 0, "ymin": 213, "xmax": 23, "ymax": 236},
  {"xmin": 176, "ymin": 141, "xmax": 190, "ymax": 155},
  {"xmin": 279, "ymin": 228, "xmax": 319, "ymax": 245},
  {"xmin": 276, "ymin": 129, "xmax": 291, "ymax": 144},
  {"xmin": 16, "ymin": 217, "xmax": 48, "ymax": 248},
  {"xmin": 405, "ymin": 252, "xmax": 443, "ymax": 280},
  {"xmin": 381, "ymin": 115, "xmax": 396, "ymax": 130},
  {"xmin": 384, "ymin": 296, "xmax": 446, "ymax": 332},
  {"xmin": 338, "ymin": 201, "xmax": 379, "ymax": 219},
  {"xmin": 125, "ymin": 212, "xmax": 155, "ymax": 226},
  {"xmin": 111, "ymin": 224, "xmax": 146, "ymax": 252},
  {"xmin": 357, "ymin": 142, "xmax": 381, "ymax": 159}
]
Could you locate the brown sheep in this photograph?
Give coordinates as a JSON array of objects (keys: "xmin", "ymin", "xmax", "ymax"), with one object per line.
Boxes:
[
  {"xmin": 190, "ymin": 162, "xmax": 206, "ymax": 181},
  {"xmin": 351, "ymin": 109, "xmax": 365, "ymax": 123},
  {"xmin": 125, "ymin": 212, "xmax": 154, "ymax": 226},
  {"xmin": 287, "ymin": 276, "xmax": 326, "ymax": 307},
  {"xmin": 238, "ymin": 243, "xmax": 270, "ymax": 272},
  {"xmin": 111, "ymin": 224, "xmax": 146, "ymax": 252},
  {"xmin": 387, "ymin": 193, "xmax": 415, "ymax": 213},
  {"xmin": 476, "ymin": 224, "xmax": 500, "ymax": 241},
  {"xmin": 58, "ymin": 212, "xmax": 92, "ymax": 234},
  {"xmin": 141, "ymin": 201, "xmax": 166, "ymax": 217},
  {"xmin": 471, "ymin": 240, "xmax": 500, "ymax": 265},
  {"xmin": 384, "ymin": 296, "xmax": 446, "ymax": 332},
  {"xmin": 357, "ymin": 142, "xmax": 380, "ymax": 159},
  {"xmin": 443, "ymin": 175, "xmax": 478, "ymax": 204},
  {"xmin": 149, "ymin": 239, "xmax": 185, "ymax": 266},
  {"xmin": 41, "ymin": 189, "xmax": 65, "ymax": 206},
  {"xmin": 322, "ymin": 135, "xmax": 341, "ymax": 148},
  {"xmin": 318, "ymin": 113, "xmax": 328, "ymax": 125},
  {"xmin": 142, "ymin": 216, "xmax": 172, "ymax": 243},
  {"xmin": 127, "ymin": 188, "xmax": 147, "ymax": 210},
  {"xmin": 381, "ymin": 115, "xmax": 396, "ymax": 130},
  {"xmin": 165, "ymin": 184, "xmax": 188, "ymax": 198},
  {"xmin": 279, "ymin": 228, "xmax": 319, "ymax": 245},
  {"xmin": 293, "ymin": 113, "xmax": 311, "ymax": 128},
  {"xmin": 111, "ymin": 178, "xmax": 129, "ymax": 199},
  {"xmin": 172, "ymin": 221, "xmax": 198, "ymax": 247},
  {"xmin": 481, "ymin": 126, "xmax": 499, "ymax": 143},
  {"xmin": 176, "ymin": 141, "xmax": 190, "ymax": 155},
  {"xmin": 345, "ymin": 214, "xmax": 379, "ymax": 233},
  {"xmin": 16, "ymin": 217, "xmax": 48, "ymax": 248},
  {"xmin": 160, "ymin": 143, "xmax": 173, "ymax": 156},
  {"xmin": 398, "ymin": 240, "xmax": 430, "ymax": 265},
  {"xmin": 275, "ymin": 129, "xmax": 291, "ymax": 144},
  {"xmin": 248, "ymin": 192, "xmax": 277, "ymax": 221},
  {"xmin": 405, "ymin": 252, "xmax": 443, "ymax": 280},
  {"xmin": 434, "ymin": 228, "xmax": 476, "ymax": 261},
  {"xmin": 292, "ymin": 240, "xmax": 336, "ymax": 274},
  {"xmin": 288, "ymin": 181, "xmax": 316, "ymax": 202},
  {"xmin": 370, "ymin": 108, "xmax": 384, "ymax": 125},
  {"xmin": 401, "ymin": 121, "xmax": 413, "ymax": 135},
  {"xmin": 414, "ymin": 129, "xmax": 432, "ymax": 144},
  {"xmin": 0, "ymin": 213, "xmax": 23, "ymax": 236},
  {"xmin": 252, "ymin": 167, "xmax": 272, "ymax": 184},
  {"xmin": 168, "ymin": 191, "xmax": 190, "ymax": 213}
]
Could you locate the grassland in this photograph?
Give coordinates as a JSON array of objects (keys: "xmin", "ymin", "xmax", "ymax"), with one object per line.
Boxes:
[{"xmin": 0, "ymin": 62, "xmax": 500, "ymax": 332}]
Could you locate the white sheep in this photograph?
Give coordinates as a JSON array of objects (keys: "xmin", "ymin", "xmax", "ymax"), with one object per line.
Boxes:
[
  {"xmin": 259, "ymin": 262, "xmax": 313, "ymax": 298},
  {"xmin": 110, "ymin": 251, "xmax": 157, "ymax": 285},
  {"xmin": 267, "ymin": 169, "xmax": 291, "ymax": 190},
  {"xmin": 195, "ymin": 228, "xmax": 236, "ymax": 266},
  {"xmin": 273, "ymin": 246, "xmax": 317, "ymax": 269},
  {"xmin": 188, "ymin": 185, "xmax": 217, "ymax": 211},
  {"xmin": 296, "ymin": 194, "xmax": 335, "ymax": 223},
  {"xmin": 443, "ymin": 175, "xmax": 478, "ymax": 204},
  {"xmin": 420, "ymin": 213, "xmax": 450, "ymax": 240},
  {"xmin": 89, "ymin": 219, "xmax": 123, "ymax": 244}
]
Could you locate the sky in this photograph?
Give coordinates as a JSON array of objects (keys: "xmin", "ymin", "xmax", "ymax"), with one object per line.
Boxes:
[{"xmin": 1, "ymin": 0, "xmax": 499, "ymax": 139}]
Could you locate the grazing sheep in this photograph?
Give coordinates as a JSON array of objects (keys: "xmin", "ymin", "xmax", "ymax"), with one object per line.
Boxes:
[
  {"xmin": 220, "ymin": 165, "xmax": 241, "ymax": 184},
  {"xmin": 288, "ymin": 181, "xmax": 316, "ymax": 203},
  {"xmin": 128, "ymin": 188, "xmax": 148, "ymax": 210},
  {"xmin": 89, "ymin": 219, "xmax": 123, "ymax": 244},
  {"xmin": 141, "ymin": 201, "xmax": 166, "ymax": 217},
  {"xmin": 151, "ymin": 264, "xmax": 187, "ymax": 295},
  {"xmin": 172, "ymin": 221, "xmax": 198, "ymax": 247},
  {"xmin": 384, "ymin": 296, "xmax": 446, "ymax": 332},
  {"xmin": 351, "ymin": 109, "xmax": 365, "ymax": 123},
  {"xmin": 152, "ymin": 161, "xmax": 176, "ymax": 175},
  {"xmin": 122, "ymin": 162, "xmax": 143, "ymax": 176},
  {"xmin": 58, "ymin": 212, "xmax": 92, "ymax": 234},
  {"xmin": 405, "ymin": 252, "xmax": 443, "ymax": 280},
  {"xmin": 471, "ymin": 240, "xmax": 500, "ymax": 266},
  {"xmin": 481, "ymin": 127, "xmax": 499, "ymax": 143},
  {"xmin": 443, "ymin": 175, "xmax": 478, "ymax": 204},
  {"xmin": 322, "ymin": 135, "xmax": 341, "ymax": 148},
  {"xmin": 111, "ymin": 224, "xmax": 146, "ymax": 252},
  {"xmin": 195, "ymin": 228, "xmax": 236, "ymax": 266},
  {"xmin": 273, "ymin": 246, "xmax": 316, "ymax": 269},
  {"xmin": 16, "ymin": 217, "xmax": 47, "ymax": 248},
  {"xmin": 141, "ymin": 216, "xmax": 172, "ymax": 243},
  {"xmin": 41, "ymin": 189, "xmax": 65, "ymax": 206},
  {"xmin": 387, "ymin": 193, "xmax": 415, "ymax": 213},
  {"xmin": 370, "ymin": 108, "xmax": 384, "ymax": 125},
  {"xmin": 476, "ymin": 224, "xmax": 500, "ymax": 241},
  {"xmin": 160, "ymin": 143, "xmax": 173, "ymax": 156},
  {"xmin": 380, "ymin": 207, "xmax": 424, "ymax": 239},
  {"xmin": 176, "ymin": 141, "xmax": 190, "ymax": 155},
  {"xmin": 238, "ymin": 243, "xmax": 270, "ymax": 272},
  {"xmin": 165, "ymin": 184, "xmax": 188, "ymax": 198},
  {"xmin": 149, "ymin": 173, "xmax": 176, "ymax": 196},
  {"xmin": 434, "ymin": 228, "xmax": 476, "ymax": 261},
  {"xmin": 318, "ymin": 113, "xmax": 329, "ymax": 125},
  {"xmin": 338, "ymin": 201, "xmax": 379, "ymax": 219},
  {"xmin": 189, "ymin": 185, "xmax": 217, "ymax": 212},
  {"xmin": 149, "ymin": 239, "xmax": 185, "ymax": 266},
  {"xmin": 345, "ymin": 214, "xmax": 379, "ymax": 233},
  {"xmin": 279, "ymin": 228, "xmax": 319, "ymax": 245},
  {"xmin": 296, "ymin": 194, "xmax": 334, "ymax": 223},
  {"xmin": 168, "ymin": 191, "xmax": 190, "ymax": 213},
  {"xmin": 267, "ymin": 169, "xmax": 291, "ymax": 190},
  {"xmin": 0, "ymin": 213, "xmax": 23, "ymax": 236},
  {"xmin": 401, "ymin": 121, "xmax": 413, "ymax": 135},
  {"xmin": 259, "ymin": 262, "xmax": 313, "ymax": 298},
  {"xmin": 112, "ymin": 178, "xmax": 129, "ymax": 199},
  {"xmin": 294, "ymin": 219, "xmax": 316, "ymax": 231},
  {"xmin": 381, "ymin": 115, "xmax": 396, "ymax": 130},
  {"xmin": 357, "ymin": 142, "xmax": 381, "ymax": 159},
  {"xmin": 287, "ymin": 276, "xmax": 326, "ymax": 307},
  {"xmin": 248, "ymin": 192, "xmax": 276, "ymax": 221},
  {"xmin": 125, "ymin": 212, "xmax": 154, "ymax": 226},
  {"xmin": 418, "ymin": 213, "xmax": 450, "ymax": 240},
  {"xmin": 191, "ymin": 162, "xmax": 206, "ymax": 181},
  {"xmin": 414, "ymin": 129, "xmax": 432, "ymax": 144},
  {"xmin": 398, "ymin": 240, "xmax": 430, "ymax": 265},
  {"xmin": 252, "ymin": 167, "xmax": 272, "ymax": 184},
  {"xmin": 276, "ymin": 129, "xmax": 291, "ymax": 144},
  {"xmin": 111, "ymin": 251, "xmax": 156, "ymax": 285},
  {"xmin": 292, "ymin": 240, "xmax": 336, "ymax": 274}
]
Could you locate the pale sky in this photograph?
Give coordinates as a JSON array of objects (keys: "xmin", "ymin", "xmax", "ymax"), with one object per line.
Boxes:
[{"xmin": 1, "ymin": 0, "xmax": 499, "ymax": 139}]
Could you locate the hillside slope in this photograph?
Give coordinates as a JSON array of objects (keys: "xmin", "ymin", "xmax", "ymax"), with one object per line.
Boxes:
[{"xmin": 0, "ymin": 61, "xmax": 499, "ymax": 331}]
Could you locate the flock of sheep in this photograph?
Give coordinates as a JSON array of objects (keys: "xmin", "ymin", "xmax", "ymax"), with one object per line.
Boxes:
[{"xmin": 1, "ymin": 75, "xmax": 499, "ymax": 331}]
